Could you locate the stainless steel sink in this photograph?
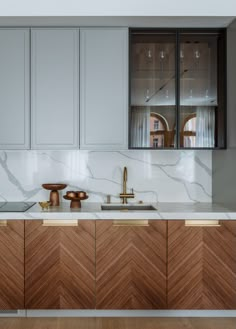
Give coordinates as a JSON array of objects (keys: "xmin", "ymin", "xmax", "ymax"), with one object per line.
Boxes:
[{"xmin": 101, "ymin": 204, "xmax": 157, "ymax": 211}]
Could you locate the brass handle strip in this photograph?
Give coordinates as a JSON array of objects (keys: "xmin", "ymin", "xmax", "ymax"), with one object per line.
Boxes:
[
  {"xmin": 0, "ymin": 220, "xmax": 7, "ymax": 227},
  {"xmin": 113, "ymin": 220, "xmax": 149, "ymax": 227},
  {"xmin": 42, "ymin": 220, "xmax": 79, "ymax": 227},
  {"xmin": 185, "ymin": 220, "xmax": 221, "ymax": 227}
]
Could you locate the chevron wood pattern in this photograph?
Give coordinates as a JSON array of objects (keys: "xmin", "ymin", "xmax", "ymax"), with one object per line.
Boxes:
[
  {"xmin": 168, "ymin": 220, "xmax": 236, "ymax": 309},
  {"xmin": 0, "ymin": 220, "xmax": 24, "ymax": 309},
  {"xmin": 25, "ymin": 220, "xmax": 95, "ymax": 309},
  {"xmin": 96, "ymin": 220, "xmax": 167, "ymax": 309}
]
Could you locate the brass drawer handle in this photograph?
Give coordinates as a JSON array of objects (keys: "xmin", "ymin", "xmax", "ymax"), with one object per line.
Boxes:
[
  {"xmin": 0, "ymin": 220, "xmax": 7, "ymax": 226},
  {"xmin": 185, "ymin": 220, "xmax": 220, "ymax": 227},
  {"xmin": 113, "ymin": 220, "xmax": 149, "ymax": 227},
  {"xmin": 42, "ymin": 220, "xmax": 79, "ymax": 227}
]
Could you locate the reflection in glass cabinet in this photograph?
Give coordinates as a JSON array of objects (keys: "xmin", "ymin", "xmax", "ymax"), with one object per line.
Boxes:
[
  {"xmin": 180, "ymin": 33, "xmax": 218, "ymax": 148},
  {"xmin": 129, "ymin": 29, "xmax": 226, "ymax": 149},
  {"xmin": 130, "ymin": 31, "xmax": 176, "ymax": 148}
]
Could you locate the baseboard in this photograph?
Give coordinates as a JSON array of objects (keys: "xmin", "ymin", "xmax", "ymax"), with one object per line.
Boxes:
[
  {"xmin": 0, "ymin": 310, "xmax": 26, "ymax": 317},
  {"xmin": 25, "ymin": 310, "xmax": 236, "ymax": 317}
]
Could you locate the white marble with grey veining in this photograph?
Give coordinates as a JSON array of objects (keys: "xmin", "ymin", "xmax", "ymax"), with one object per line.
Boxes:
[
  {"xmin": 0, "ymin": 150, "xmax": 212, "ymax": 204},
  {"xmin": 1, "ymin": 202, "xmax": 236, "ymax": 220}
]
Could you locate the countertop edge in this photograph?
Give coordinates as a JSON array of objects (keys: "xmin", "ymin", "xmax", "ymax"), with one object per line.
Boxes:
[{"xmin": 0, "ymin": 202, "xmax": 236, "ymax": 220}]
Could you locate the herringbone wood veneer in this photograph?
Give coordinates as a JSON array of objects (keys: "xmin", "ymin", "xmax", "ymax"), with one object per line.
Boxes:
[
  {"xmin": 25, "ymin": 220, "xmax": 95, "ymax": 309},
  {"xmin": 96, "ymin": 220, "xmax": 167, "ymax": 309},
  {"xmin": 168, "ymin": 221, "xmax": 236, "ymax": 309},
  {"xmin": 0, "ymin": 220, "xmax": 24, "ymax": 309}
]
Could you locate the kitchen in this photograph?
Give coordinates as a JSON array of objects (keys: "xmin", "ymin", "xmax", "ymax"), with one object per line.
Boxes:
[{"xmin": 0, "ymin": 1, "xmax": 236, "ymax": 328}]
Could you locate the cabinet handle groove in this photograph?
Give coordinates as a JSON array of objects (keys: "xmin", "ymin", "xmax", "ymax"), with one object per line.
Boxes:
[
  {"xmin": 0, "ymin": 220, "xmax": 7, "ymax": 227},
  {"xmin": 113, "ymin": 220, "xmax": 149, "ymax": 227},
  {"xmin": 42, "ymin": 220, "xmax": 79, "ymax": 227},
  {"xmin": 185, "ymin": 220, "xmax": 220, "ymax": 227}
]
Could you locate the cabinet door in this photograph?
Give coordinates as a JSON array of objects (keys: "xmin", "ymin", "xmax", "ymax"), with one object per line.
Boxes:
[
  {"xmin": 168, "ymin": 220, "xmax": 236, "ymax": 309},
  {"xmin": 25, "ymin": 220, "xmax": 95, "ymax": 309},
  {"xmin": 0, "ymin": 29, "xmax": 29, "ymax": 149},
  {"xmin": 179, "ymin": 32, "xmax": 225, "ymax": 148},
  {"xmin": 31, "ymin": 29, "xmax": 79, "ymax": 149},
  {"xmin": 129, "ymin": 29, "xmax": 226, "ymax": 150},
  {"xmin": 0, "ymin": 220, "xmax": 24, "ymax": 309},
  {"xmin": 129, "ymin": 30, "xmax": 176, "ymax": 149},
  {"xmin": 96, "ymin": 220, "xmax": 167, "ymax": 309},
  {"xmin": 80, "ymin": 28, "xmax": 128, "ymax": 150}
]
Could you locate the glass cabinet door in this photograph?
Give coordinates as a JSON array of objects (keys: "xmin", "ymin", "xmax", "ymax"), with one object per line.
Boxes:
[
  {"xmin": 130, "ymin": 29, "xmax": 226, "ymax": 149},
  {"xmin": 179, "ymin": 33, "xmax": 221, "ymax": 148},
  {"xmin": 130, "ymin": 31, "xmax": 177, "ymax": 148}
]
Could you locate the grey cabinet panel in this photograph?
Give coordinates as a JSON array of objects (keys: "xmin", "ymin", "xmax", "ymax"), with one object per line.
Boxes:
[
  {"xmin": 80, "ymin": 28, "xmax": 128, "ymax": 150},
  {"xmin": 0, "ymin": 29, "xmax": 30, "ymax": 149},
  {"xmin": 31, "ymin": 29, "xmax": 79, "ymax": 149}
]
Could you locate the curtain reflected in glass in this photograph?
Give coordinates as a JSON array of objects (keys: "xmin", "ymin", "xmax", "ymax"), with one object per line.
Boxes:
[
  {"xmin": 196, "ymin": 107, "xmax": 215, "ymax": 147},
  {"xmin": 130, "ymin": 107, "xmax": 150, "ymax": 148},
  {"xmin": 182, "ymin": 107, "xmax": 215, "ymax": 148}
]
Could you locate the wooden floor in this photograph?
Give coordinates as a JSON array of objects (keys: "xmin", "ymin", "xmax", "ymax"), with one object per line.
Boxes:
[{"xmin": 0, "ymin": 318, "xmax": 235, "ymax": 329}]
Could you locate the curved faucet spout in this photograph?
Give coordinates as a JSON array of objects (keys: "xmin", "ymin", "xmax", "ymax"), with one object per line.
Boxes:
[{"xmin": 123, "ymin": 167, "xmax": 127, "ymax": 194}]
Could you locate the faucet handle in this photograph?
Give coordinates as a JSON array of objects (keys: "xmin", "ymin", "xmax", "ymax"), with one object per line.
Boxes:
[
  {"xmin": 106, "ymin": 195, "xmax": 111, "ymax": 204},
  {"xmin": 119, "ymin": 189, "xmax": 135, "ymax": 204}
]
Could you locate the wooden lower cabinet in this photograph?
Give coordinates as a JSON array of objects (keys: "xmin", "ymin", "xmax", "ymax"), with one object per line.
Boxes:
[
  {"xmin": 96, "ymin": 220, "xmax": 167, "ymax": 309},
  {"xmin": 25, "ymin": 220, "xmax": 95, "ymax": 309},
  {"xmin": 168, "ymin": 220, "xmax": 236, "ymax": 309},
  {"xmin": 0, "ymin": 220, "xmax": 24, "ymax": 309},
  {"xmin": 20, "ymin": 219, "xmax": 236, "ymax": 310}
]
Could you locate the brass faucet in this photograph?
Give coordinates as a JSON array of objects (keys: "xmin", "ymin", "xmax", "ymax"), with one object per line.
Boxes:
[{"xmin": 119, "ymin": 167, "xmax": 135, "ymax": 204}]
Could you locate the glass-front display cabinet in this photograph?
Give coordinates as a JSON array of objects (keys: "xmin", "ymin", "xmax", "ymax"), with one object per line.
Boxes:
[{"xmin": 129, "ymin": 29, "xmax": 226, "ymax": 149}]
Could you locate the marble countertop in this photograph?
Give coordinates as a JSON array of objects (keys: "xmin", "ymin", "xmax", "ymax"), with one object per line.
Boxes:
[{"xmin": 1, "ymin": 202, "xmax": 236, "ymax": 220}]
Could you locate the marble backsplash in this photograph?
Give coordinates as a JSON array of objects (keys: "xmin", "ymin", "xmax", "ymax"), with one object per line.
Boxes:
[{"xmin": 0, "ymin": 150, "xmax": 212, "ymax": 203}]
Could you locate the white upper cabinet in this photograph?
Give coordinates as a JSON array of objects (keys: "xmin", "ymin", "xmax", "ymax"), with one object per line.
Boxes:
[
  {"xmin": 0, "ymin": 28, "xmax": 128, "ymax": 150},
  {"xmin": 0, "ymin": 29, "xmax": 30, "ymax": 149},
  {"xmin": 80, "ymin": 28, "xmax": 128, "ymax": 150},
  {"xmin": 31, "ymin": 28, "xmax": 79, "ymax": 149}
]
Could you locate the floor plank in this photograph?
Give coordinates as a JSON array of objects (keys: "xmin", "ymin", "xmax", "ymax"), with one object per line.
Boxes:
[{"xmin": 0, "ymin": 317, "xmax": 235, "ymax": 329}]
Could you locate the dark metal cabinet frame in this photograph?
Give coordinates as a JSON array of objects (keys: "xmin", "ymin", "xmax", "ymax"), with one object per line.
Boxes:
[{"xmin": 129, "ymin": 28, "xmax": 227, "ymax": 150}]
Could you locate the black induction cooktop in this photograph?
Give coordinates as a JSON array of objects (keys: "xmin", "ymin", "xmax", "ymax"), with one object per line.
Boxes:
[{"xmin": 0, "ymin": 202, "xmax": 36, "ymax": 212}]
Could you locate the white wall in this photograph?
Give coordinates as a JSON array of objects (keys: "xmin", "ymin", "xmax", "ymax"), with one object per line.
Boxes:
[{"xmin": 0, "ymin": 0, "xmax": 236, "ymax": 16}]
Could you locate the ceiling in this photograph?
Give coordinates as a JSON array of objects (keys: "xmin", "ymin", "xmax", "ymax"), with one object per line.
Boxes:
[{"xmin": 0, "ymin": 16, "xmax": 235, "ymax": 28}]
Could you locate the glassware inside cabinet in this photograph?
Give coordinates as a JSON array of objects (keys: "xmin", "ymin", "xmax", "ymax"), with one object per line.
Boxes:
[
  {"xmin": 179, "ymin": 33, "xmax": 218, "ymax": 148},
  {"xmin": 130, "ymin": 31, "xmax": 177, "ymax": 148},
  {"xmin": 129, "ymin": 29, "xmax": 226, "ymax": 149}
]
